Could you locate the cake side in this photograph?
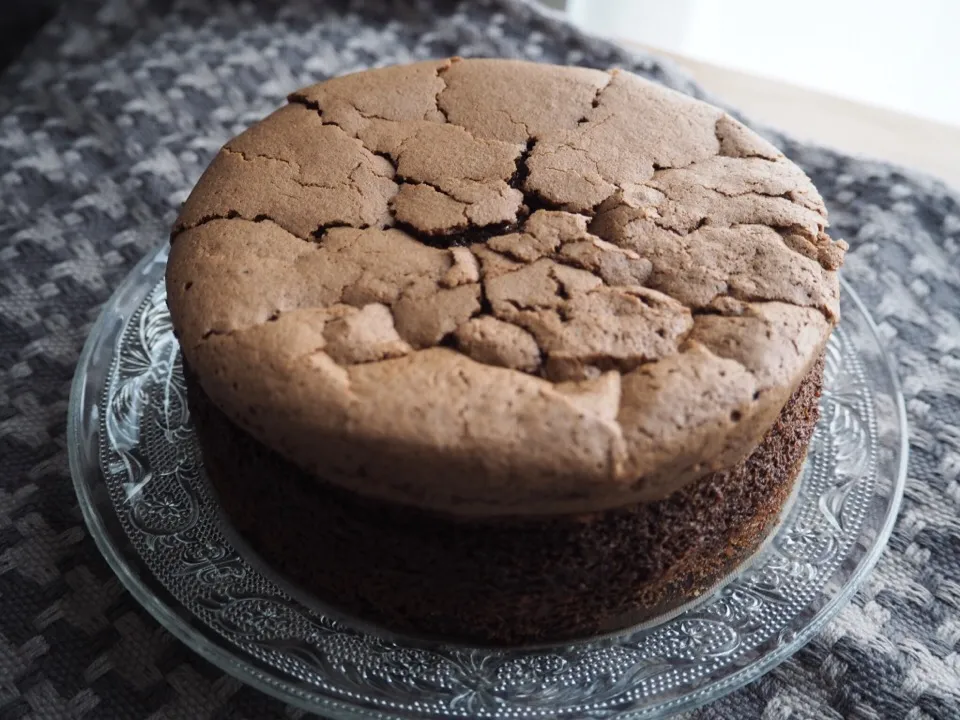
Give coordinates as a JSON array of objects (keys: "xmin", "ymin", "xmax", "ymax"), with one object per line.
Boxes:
[
  {"xmin": 189, "ymin": 355, "xmax": 824, "ymax": 645},
  {"xmin": 166, "ymin": 58, "xmax": 846, "ymax": 515}
]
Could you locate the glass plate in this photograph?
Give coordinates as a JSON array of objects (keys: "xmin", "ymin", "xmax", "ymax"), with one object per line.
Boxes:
[{"xmin": 68, "ymin": 245, "xmax": 907, "ymax": 719}]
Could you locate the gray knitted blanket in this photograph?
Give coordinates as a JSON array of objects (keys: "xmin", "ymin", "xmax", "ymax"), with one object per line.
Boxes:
[{"xmin": 2, "ymin": 1, "xmax": 958, "ymax": 717}]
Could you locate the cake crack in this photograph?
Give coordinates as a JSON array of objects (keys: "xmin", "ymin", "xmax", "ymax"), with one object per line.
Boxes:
[
  {"xmin": 221, "ymin": 146, "xmax": 299, "ymax": 172},
  {"xmin": 172, "ymin": 211, "xmax": 276, "ymax": 240},
  {"xmin": 588, "ymin": 70, "xmax": 615, "ymax": 114},
  {"xmin": 433, "ymin": 62, "xmax": 453, "ymax": 123},
  {"xmin": 509, "ymin": 139, "xmax": 567, "ymax": 216}
]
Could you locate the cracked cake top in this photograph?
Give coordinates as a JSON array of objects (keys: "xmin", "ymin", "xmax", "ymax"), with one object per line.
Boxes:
[{"xmin": 166, "ymin": 58, "xmax": 846, "ymax": 516}]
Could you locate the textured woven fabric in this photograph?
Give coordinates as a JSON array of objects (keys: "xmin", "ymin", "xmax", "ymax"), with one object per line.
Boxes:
[{"xmin": 2, "ymin": 0, "xmax": 959, "ymax": 717}]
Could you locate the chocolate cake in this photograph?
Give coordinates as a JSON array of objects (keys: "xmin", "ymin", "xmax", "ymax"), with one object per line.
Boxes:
[{"xmin": 166, "ymin": 58, "xmax": 846, "ymax": 644}]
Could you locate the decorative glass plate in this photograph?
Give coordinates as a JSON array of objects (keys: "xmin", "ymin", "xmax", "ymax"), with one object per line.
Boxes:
[{"xmin": 68, "ymin": 245, "xmax": 907, "ymax": 719}]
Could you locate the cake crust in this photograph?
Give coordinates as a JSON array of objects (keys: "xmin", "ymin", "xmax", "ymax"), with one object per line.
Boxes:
[{"xmin": 166, "ymin": 58, "xmax": 845, "ymax": 516}]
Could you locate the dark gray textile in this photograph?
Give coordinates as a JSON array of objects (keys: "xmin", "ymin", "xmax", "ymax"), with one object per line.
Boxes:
[{"xmin": 1, "ymin": 0, "xmax": 958, "ymax": 717}]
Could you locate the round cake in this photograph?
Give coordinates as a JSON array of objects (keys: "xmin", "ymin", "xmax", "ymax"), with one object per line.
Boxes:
[{"xmin": 166, "ymin": 58, "xmax": 846, "ymax": 644}]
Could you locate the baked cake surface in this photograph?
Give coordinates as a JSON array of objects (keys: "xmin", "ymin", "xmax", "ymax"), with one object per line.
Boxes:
[{"xmin": 167, "ymin": 58, "xmax": 845, "ymax": 518}]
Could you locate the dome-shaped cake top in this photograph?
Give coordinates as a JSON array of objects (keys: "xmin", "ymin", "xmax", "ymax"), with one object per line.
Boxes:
[{"xmin": 166, "ymin": 58, "xmax": 845, "ymax": 515}]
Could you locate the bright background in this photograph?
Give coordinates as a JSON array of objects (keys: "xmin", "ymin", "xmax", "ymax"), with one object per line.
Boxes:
[{"xmin": 544, "ymin": 0, "xmax": 960, "ymax": 127}]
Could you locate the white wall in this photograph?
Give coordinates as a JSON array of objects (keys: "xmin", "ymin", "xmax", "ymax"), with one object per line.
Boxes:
[{"xmin": 565, "ymin": 0, "xmax": 960, "ymax": 127}]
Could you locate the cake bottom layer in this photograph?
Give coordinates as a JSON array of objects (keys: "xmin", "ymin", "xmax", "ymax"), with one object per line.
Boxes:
[{"xmin": 188, "ymin": 357, "xmax": 823, "ymax": 646}]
